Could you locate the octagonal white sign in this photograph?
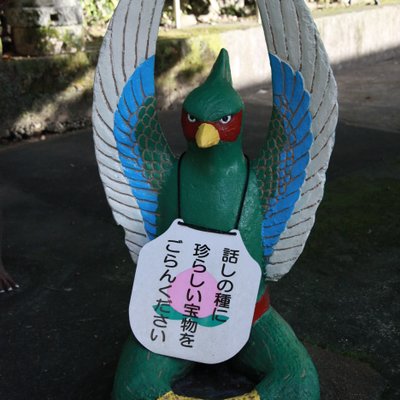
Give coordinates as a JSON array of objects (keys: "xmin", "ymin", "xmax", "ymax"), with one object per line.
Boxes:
[{"xmin": 129, "ymin": 219, "xmax": 261, "ymax": 364}]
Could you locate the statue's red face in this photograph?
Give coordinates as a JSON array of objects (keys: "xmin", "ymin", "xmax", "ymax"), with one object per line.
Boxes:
[{"xmin": 181, "ymin": 110, "xmax": 243, "ymax": 143}]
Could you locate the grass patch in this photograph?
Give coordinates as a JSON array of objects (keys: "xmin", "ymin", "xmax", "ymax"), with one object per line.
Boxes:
[
  {"xmin": 158, "ymin": 22, "xmax": 258, "ymax": 40},
  {"xmin": 302, "ymin": 174, "xmax": 400, "ymax": 261}
]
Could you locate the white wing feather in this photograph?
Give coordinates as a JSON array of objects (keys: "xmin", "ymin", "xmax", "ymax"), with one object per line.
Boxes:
[
  {"xmin": 93, "ymin": 0, "xmax": 164, "ymax": 264},
  {"xmin": 256, "ymin": 0, "xmax": 338, "ymax": 280}
]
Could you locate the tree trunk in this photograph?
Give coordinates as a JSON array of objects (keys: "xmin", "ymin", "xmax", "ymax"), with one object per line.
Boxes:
[
  {"xmin": 173, "ymin": 0, "xmax": 181, "ymax": 29},
  {"xmin": 209, "ymin": 0, "xmax": 221, "ymax": 16}
]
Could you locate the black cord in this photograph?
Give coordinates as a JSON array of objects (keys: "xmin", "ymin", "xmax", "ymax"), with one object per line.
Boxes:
[
  {"xmin": 177, "ymin": 151, "xmax": 185, "ymax": 221},
  {"xmin": 177, "ymin": 221, "xmax": 238, "ymax": 236},
  {"xmin": 235, "ymin": 154, "xmax": 250, "ymax": 230},
  {"xmin": 177, "ymin": 152, "xmax": 250, "ymax": 235}
]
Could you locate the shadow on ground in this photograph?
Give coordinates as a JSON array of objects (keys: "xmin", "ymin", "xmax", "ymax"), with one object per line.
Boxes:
[{"xmin": 0, "ymin": 110, "xmax": 399, "ymax": 398}]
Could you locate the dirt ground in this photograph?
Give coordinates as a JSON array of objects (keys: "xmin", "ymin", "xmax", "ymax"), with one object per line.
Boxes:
[{"xmin": 0, "ymin": 54, "xmax": 399, "ymax": 399}]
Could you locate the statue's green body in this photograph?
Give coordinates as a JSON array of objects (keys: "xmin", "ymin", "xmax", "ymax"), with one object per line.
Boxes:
[{"xmin": 112, "ymin": 51, "xmax": 319, "ymax": 400}]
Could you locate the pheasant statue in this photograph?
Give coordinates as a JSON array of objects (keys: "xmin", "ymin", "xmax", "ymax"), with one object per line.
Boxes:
[{"xmin": 93, "ymin": 0, "xmax": 338, "ymax": 399}]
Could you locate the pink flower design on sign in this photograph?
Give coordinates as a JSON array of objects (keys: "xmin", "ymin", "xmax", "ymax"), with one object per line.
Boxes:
[{"xmin": 168, "ymin": 268, "xmax": 218, "ymax": 318}]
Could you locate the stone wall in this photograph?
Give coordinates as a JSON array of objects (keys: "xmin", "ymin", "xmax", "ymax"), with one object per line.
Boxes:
[
  {"xmin": 157, "ymin": 5, "xmax": 400, "ymax": 107},
  {"xmin": 316, "ymin": 6, "xmax": 400, "ymax": 65},
  {"xmin": 0, "ymin": 52, "xmax": 96, "ymax": 138},
  {"xmin": 4, "ymin": 0, "xmax": 84, "ymax": 56},
  {"xmin": 218, "ymin": 4, "xmax": 400, "ymax": 90}
]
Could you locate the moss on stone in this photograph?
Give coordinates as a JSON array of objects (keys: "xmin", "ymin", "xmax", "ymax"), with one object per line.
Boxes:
[
  {"xmin": 155, "ymin": 33, "xmax": 223, "ymax": 108},
  {"xmin": 158, "ymin": 22, "xmax": 258, "ymax": 39},
  {"xmin": 13, "ymin": 25, "xmax": 84, "ymax": 56},
  {"xmin": 0, "ymin": 51, "xmax": 96, "ymax": 136},
  {"xmin": 155, "ymin": 39, "xmax": 184, "ymax": 76}
]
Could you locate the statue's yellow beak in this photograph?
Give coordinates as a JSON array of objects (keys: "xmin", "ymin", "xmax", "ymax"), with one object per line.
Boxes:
[{"xmin": 195, "ymin": 123, "xmax": 220, "ymax": 148}]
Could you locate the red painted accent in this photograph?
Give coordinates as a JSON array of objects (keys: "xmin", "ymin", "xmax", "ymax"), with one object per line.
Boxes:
[
  {"xmin": 181, "ymin": 110, "xmax": 201, "ymax": 141},
  {"xmin": 214, "ymin": 111, "xmax": 243, "ymax": 142},
  {"xmin": 181, "ymin": 110, "xmax": 243, "ymax": 142},
  {"xmin": 252, "ymin": 288, "xmax": 270, "ymax": 324}
]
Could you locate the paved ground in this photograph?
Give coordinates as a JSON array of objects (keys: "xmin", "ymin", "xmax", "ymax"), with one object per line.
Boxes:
[{"xmin": 0, "ymin": 55, "xmax": 399, "ymax": 399}]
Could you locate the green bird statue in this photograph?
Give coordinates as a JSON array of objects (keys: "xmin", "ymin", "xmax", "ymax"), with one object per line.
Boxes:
[{"xmin": 93, "ymin": 0, "xmax": 338, "ymax": 399}]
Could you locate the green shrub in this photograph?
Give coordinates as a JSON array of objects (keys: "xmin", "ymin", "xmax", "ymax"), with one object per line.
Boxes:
[
  {"xmin": 81, "ymin": 0, "xmax": 117, "ymax": 26},
  {"xmin": 164, "ymin": 0, "xmax": 210, "ymax": 16}
]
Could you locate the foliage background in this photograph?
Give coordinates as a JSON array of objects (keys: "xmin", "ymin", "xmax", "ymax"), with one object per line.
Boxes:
[
  {"xmin": 80, "ymin": 0, "xmax": 258, "ymax": 27},
  {"xmin": 81, "ymin": 0, "xmax": 118, "ymax": 26},
  {"xmin": 79, "ymin": 0, "xmax": 365, "ymax": 28}
]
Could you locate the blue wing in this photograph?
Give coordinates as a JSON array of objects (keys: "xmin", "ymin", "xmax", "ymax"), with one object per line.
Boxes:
[
  {"xmin": 113, "ymin": 56, "xmax": 175, "ymax": 240},
  {"xmin": 256, "ymin": 54, "xmax": 313, "ymax": 259}
]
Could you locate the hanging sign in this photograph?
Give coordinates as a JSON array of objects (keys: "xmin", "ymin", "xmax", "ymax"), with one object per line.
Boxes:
[{"xmin": 129, "ymin": 219, "xmax": 261, "ymax": 364}]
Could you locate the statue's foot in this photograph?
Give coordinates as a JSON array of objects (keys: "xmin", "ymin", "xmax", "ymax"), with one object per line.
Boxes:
[{"xmin": 0, "ymin": 267, "xmax": 19, "ymax": 293}]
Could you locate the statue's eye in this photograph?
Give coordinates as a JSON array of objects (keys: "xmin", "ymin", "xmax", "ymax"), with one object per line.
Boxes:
[
  {"xmin": 219, "ymin": 115, "xmax": 232, "ymax": 124},
  {"xmin": 187, "ymin": 114, "xmax": 197, "ymax": 123}
]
